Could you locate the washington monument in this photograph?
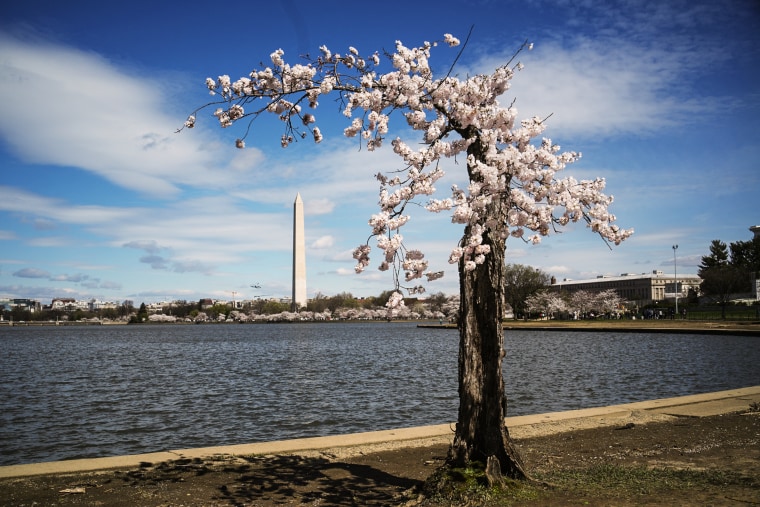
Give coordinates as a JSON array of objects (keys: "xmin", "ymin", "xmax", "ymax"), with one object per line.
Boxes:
[{"xmin": 292, "ymin": 193, "xmax": 307, "ymax": 310}]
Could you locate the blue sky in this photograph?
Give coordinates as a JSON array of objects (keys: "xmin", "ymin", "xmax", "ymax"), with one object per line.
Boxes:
[{"xmin": 1, "ymin": 0, "xmax": 758, "ymax": 305}]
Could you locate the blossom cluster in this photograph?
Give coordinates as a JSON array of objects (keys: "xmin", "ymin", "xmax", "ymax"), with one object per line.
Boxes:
[
  {"xmin": 192, "ymin": 33, "xmax": 632, "ymax": 295},
  {"xmin": 385, "ymin": 290, "xmax": 406, "ymax": 319}
]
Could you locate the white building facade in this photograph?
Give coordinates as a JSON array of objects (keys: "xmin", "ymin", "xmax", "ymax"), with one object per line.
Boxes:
[{"xmin": 551, "ymin": 270, "xmax": 702, "ymax": 307}]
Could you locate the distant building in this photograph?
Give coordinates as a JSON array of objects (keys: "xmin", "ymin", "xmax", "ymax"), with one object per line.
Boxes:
[
  {"xmin": 146, "ymin": 302, "xmax": 166, "ymax": 313},
  {"xmin": 50, "ymin": 298, "xmax": 88, "ymax": 312},
  {"xmin": 0, "ymin": 298, "xmax": 41, "ymax": 313},
  {"xmin": 12, "ymin": 299, "xmax": 42, "ymax": 312},
  {"xmin": 750, "ymin": 226, "xmax": 760, "ymax": 299},
  {"xmin": 551, "ymin": 270, "xmax": 702, "ymax": 308},
  {"xmin": 89, "ymin": 299, "xmax": 119, "ymax": 311}
]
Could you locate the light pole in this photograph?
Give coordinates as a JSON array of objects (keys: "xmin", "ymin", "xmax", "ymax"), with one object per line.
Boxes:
[{"xmin": 672, "ymin": 244, "xmax": 678, "ymax": 317}]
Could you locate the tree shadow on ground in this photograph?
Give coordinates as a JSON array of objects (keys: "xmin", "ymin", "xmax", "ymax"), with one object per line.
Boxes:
[
  {"xmin": 113, "ymin": 454, "xmax": 420, "ymax": 505},
  {"xmin": 212, "ymin": 454, "xmax": 420, "ymax": 506}
]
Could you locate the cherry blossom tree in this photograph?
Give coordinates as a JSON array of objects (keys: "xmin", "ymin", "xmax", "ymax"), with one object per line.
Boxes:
[
  {"xmin": 525, "ymin": 290, "xmax": 567, "ymax": 319},
  {"xmin": 567, "ymin": 288, "xmax": 625, "ymax": 318},
  {"xmin": 568, "ymin": 289, "xmax": 593, "ymax": 318},
  {"xmin": 183, "ymin": 32, "xmax": 632, "ymax": 482},
  {"xmin": 593, "ymin": 288, "xmax": 625, "ymax": 316}
]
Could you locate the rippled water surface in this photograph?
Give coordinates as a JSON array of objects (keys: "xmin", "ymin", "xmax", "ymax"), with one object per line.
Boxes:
[{"xmin": 1, "ymin": 322, "xmax": 758, "ymax": 466}]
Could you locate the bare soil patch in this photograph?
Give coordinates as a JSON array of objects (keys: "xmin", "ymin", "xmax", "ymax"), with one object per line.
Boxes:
[{"xmin": 2, "ymin": 410, "xmax": 758, "ymax": 506}]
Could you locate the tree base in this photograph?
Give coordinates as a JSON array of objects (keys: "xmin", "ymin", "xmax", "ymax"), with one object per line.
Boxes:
[{"xmin": 407, "ymin": 460, "xmax": 542, "ymax": 506}]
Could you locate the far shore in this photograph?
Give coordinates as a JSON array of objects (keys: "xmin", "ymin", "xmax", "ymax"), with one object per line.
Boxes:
[
  {"xmin": 419, "ymin": 318, "xmax": 760, "ymax": 336},
  {"xmin": 3, "ymin": 317, "xmax": 760, "ymax": 336}
]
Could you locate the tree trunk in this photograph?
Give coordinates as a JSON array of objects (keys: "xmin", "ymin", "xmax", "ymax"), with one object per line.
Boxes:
[
  {"xmin": 445, "ymin": 137, "xmax": 528, "ymax": 480},
  {"xmin": 447, "ymin": 220, "xmax": 528, "ymax": 479}
]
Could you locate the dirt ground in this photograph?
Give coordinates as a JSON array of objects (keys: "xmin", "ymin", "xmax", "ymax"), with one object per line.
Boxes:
[{"xmin": 2, "ymin": 409, "xmax": 758, "ymax": 507}]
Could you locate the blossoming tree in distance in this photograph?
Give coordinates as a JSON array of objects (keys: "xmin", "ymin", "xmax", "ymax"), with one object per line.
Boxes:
[{"xmin": 183, "ymin": 31, "xmax": 632, "ymax": 484}]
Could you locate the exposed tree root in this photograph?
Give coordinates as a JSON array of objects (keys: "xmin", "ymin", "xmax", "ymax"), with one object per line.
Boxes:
[{"xmin": 403, "ymin": 459, "xmax": 552, "ymax": 506}]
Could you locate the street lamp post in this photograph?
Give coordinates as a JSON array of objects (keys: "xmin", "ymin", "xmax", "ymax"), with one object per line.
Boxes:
[{"xmin": 672, "ymin": 244, "xmax": 678, "ymax": 317}]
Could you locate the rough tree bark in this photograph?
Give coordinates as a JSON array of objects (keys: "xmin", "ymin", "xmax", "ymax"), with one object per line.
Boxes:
[{"xmin": 447, "ymin": 133, "xmax": 528, "ymax": 481}]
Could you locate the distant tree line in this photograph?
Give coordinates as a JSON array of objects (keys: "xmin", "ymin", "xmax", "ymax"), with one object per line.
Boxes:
[
  {"xmin": 179, "ymin": 291, "xmax": 457, "ymax": 323},
  {"xmin": 1, "ymin": 292, "xmax": 459, "ymax": 324},
  {"xmin": 12, "ymin": 241, "xmax": 758, "ymax": 325},
  {"xmin": 698, "ymin": 235, "xmax": 760, "ymax": 318}
]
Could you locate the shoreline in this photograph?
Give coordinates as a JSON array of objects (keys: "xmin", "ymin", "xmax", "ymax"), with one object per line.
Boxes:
[
  {"xmin": 4, "ymin": 318, "xmax": 760, "ymax": 330},
  {"xmin": 2, "ymin": 385, "xmax": 758, "ymax": 479},
  {"xmin": 419, "ymin": 319, "xmax": 760, "ymax": 336}
]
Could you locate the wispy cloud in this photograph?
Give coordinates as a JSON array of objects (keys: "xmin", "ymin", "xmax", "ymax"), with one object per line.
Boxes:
[
  {"xmin": 466, "ymin": 0, "xmax": 743, "ymax": 141},
  {"xmin": 11, "ymin": 267, "xmax": 120, "ymax": 292},
  {"xmin": 0, "ymin": 33, "xmax": 266, "ymax": 199},
  {"xmin": 13, "ymin": 268, "xmax": 50, "ymax": 279}
]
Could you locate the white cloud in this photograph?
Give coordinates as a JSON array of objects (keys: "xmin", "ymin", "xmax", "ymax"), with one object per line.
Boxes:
[
  {"xmin": 0, "ymin": 184, "xmax": 295, "ymax": 276},
  {"xmin": 469, "ymin": 40, "xmax": 707, "ymax": 141},
  {"xmin": 305, "ymin": 198, "xmax": 336, "ymax": 215},
  {"xmin": 544, "ymin": 265, "xmax": 573, "ymax": 276},
  {"xmin": 0, "ymin": 186, "xmax": 137, "ymax": 224},
  {"xmin": 0, "ymin": 33, "xmax": 263, "ymax": 198},
  {"xmin": 26, "ymin": 236, "xmax": 73, "ymax": 247},
  {"xmin": 310, "ymin": 235, "xmax": 334, "ymax": 249},
  {"xmin": 461, "ymin": 0, "xmax": 738, "ymax": 143}
]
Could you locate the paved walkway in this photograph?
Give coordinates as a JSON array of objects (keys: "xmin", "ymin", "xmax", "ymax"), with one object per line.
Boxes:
[{"xmin": 2, "ymin": 386, "xmax": 758, "ymax": 478}]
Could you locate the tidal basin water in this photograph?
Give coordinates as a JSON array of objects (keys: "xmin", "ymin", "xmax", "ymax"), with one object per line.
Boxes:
[{"xmin": 1, "ymin": 322, "xmax": 758, "ymax": 466}]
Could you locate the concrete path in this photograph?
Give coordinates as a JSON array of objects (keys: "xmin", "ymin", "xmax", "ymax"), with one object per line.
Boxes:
[{"xmin": 2, "ymin": 386, "xmax": 758, "ymax": 479}]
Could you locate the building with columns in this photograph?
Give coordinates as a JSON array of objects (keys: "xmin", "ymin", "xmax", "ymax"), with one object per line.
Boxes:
[{"xmin": 551, "ymin": 270, "xmax": 702, "ymax": 308}]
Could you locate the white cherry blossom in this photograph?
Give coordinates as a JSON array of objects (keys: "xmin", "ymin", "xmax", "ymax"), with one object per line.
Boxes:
[{"xmin": 184, "ymin": 33, "xmax": 632, "ymax": 293}]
